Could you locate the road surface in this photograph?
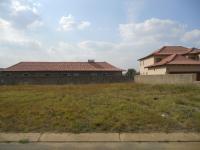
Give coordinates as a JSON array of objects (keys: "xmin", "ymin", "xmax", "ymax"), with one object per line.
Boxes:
[{"xmin": 0, "ymin": 142, "xmax": 200, "ymax": 150}]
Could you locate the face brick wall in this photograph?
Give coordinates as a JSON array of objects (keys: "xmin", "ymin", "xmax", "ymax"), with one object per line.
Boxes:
[{"xmin": 0, "ymin": 71, "xmax": 131, "ymax": 85}]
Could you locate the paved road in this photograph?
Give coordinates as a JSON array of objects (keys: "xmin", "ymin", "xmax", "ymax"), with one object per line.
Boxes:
[{"xmin": 0, "ymin": 142, "xmax": 200, "ymax": 150}]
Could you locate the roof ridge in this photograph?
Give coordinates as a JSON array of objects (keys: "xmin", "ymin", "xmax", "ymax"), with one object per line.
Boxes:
[
  {"xmin": 19, "ymin": 61, "xmax": 107, "ymax": 63},
  {"xmin": 155, "ymin": 46, "xmax": 165, "ymax": 54}
]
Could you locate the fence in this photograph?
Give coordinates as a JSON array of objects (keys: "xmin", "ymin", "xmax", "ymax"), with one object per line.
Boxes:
[
  {"xmin": 0, "ymin": 76, "xmax": 132, "ymax": 85},
  {"xmin": 135, "ymin": 74, "xmax": 197, "ymax": 84}
]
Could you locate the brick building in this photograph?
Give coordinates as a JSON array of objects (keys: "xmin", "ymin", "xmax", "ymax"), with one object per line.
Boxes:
[{"xmin": 0, "ymin": 60, "xmax": 125, "ymax": 84}]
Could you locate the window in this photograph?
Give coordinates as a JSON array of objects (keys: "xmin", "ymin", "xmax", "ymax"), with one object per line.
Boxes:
[
  {"xmin": 64, "ymin": 73, "xmax": 72, "ymax": 77},
  {"xmin": 155, "ymin": 57, "xmax": 162, "ymax": 63},
  {"xmin": 6, "ymin": 73, "xmax": 10, "ymax": 77},
  {"xmin": 73, "ymin": 73, "xmax": 79, "ymax": 77},
  {"xmin": 67, "ymin": 73, "xmax": 72, "ymax": 77},
  {"xmin": 91, "ymin": 73, "xmax": 97, "ymax": 76},
  {"xmin": 45, "ymin": 73, "xmax": 50, "ymax": 77},
  {"xmin": 23, "ymin": 73, "xmax": 29, "ymax": 77},
  {"xmin": 104, "ymin": 73, "xmax": 112, "ymax": 76},
  {"xmin": 189, "ymin": 56, "xmax": 198, "ymax": 60}
]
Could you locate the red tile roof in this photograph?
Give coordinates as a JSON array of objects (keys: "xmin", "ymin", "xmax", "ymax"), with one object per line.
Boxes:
[
  {"xmin": 139, "ymin": 46, "xmax": 200, "ymax": 60},
  {"xmin": 4, "ymin": 62, "xmax": 124, "ymax": 72},
  {"xmin": 146, "ymin": 54, "xmax": 200, "ymax": 68}
]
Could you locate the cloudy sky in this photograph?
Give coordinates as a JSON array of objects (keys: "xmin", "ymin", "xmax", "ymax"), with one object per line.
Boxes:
[{"xmin": 0, "ymin": 0, "xmax": 200, "ymax": 70}]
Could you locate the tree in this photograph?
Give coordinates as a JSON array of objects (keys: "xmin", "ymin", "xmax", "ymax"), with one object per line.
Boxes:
[{"xmin": 126, "ymin": 68, "xmax": 137, "ymax": 79}]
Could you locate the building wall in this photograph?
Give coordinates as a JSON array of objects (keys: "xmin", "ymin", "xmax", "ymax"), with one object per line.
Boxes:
[
  {"xmin": 147, "ymin": 66, "xmax": 167, "ymax": 75},
  {"xmin": 167, "ymin": 65, "xmax": 200, "ymax": 73},
  {"xmin": 139, "ymin": 56, "xmax": 155, "ymax": 75},
  {"xmin": 139, "ymin": 56, "xmax": 168, "ymax": 75},
  {"xmin": 135, "ymin": 74, "xmax": 197, "ymax": 84},
  {"xmin": 0, "ymin": 71, "xmax": 130, "ymax": 85},
  {"xmin": 0, "ymin": 71, "xmax": 122, "ymax": 78},
  {"xmin": 139, "ymin": 55, "xmax": 200, "ymax": 75}
]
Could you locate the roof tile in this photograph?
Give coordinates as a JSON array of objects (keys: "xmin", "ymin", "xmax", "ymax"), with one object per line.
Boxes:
[
  {"xmin": 4, "ymin": 62, "xmax": 124, "ymax": 72},
  {"xmin": 147, "ymin": 54, "xmax": 200, "ymax": 68},
  {"xmin": 139, "ymin": 46, "xmax": 200, "ymax": 60}
]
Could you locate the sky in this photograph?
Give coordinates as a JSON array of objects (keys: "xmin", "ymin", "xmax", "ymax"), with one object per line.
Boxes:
[{"xmin": 0, "ymin": 0, "xmax": 200, "ymax": 70}]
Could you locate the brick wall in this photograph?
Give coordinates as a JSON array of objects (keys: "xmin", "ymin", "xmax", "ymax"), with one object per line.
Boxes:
[{"xmin": 0, "ymin": 71, "xmax": 131, "ymax": 85}]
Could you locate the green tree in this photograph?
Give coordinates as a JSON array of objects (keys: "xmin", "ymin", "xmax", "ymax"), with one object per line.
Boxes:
[{"xmin": 126, "ymin": 68, "xmax": 136, "ymax": 79}]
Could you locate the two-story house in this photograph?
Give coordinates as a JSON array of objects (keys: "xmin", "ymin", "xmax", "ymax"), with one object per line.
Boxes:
[{"xmin": 138, "ymin": 46, "xmax": 200, "ymax": 76}]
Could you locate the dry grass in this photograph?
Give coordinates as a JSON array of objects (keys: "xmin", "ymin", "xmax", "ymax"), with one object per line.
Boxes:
[{"xmin": 0, "ymin": 83, "xmax": 200, "ymax": 133}]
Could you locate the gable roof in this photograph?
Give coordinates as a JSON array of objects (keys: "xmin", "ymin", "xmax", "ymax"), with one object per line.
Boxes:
[
  {"xmin": 3, "ymin": 62, "xmax": 124, "ymax": 72},
  {"xmin": 146, "ymin": 54, "xmax": 200, "ymax": 68},
  {"xmin": 139, "ymin": 46, "xmax": 200, "ymax": 60}
]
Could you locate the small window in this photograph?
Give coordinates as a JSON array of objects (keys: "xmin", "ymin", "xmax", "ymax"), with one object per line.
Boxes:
[
  {"xmin": 73, "ymin": 73, "xmax": 79, "ymax": 77},
  {"xmin": 67, "ymin": 73, "xmax": 72, "ymax": 77},
  {"xmin": 189, "ymin": 56, "xmax": 197, "ymax": 60},
  {"xmin": 6, "ymin": 73, "xmax": 10, "ymax": 77},
  {"xmin": 23, "ymin": 73, "xmax": 29, "ymax": 77},
  {"xmin": 104, "ymin": 73, "xmax": 112, "ymax": 76},
  {"xmin": 64, "ymin": 73, "xmax": 72, "ymax": 77},
  {"xmin": 155, "ymin": 58, "xmax": 162, "ymax": 63},
  {"xmin": 91, "ymin": 73, "xmax": 97, "ymax": 76},
  {"xmin": 45, "ymin": 73, "xmax": 50, "ymax": 77}
]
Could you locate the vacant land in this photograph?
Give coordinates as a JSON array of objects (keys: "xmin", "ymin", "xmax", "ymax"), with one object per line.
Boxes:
[{"xmin": 0, "ymin": 83, "xmax": 199, "ymax": 133}]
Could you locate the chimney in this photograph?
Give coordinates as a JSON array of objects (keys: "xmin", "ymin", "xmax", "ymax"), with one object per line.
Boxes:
[{"xmin": 88, "ymin": 59, "xmax": 95, "ymax": 63}]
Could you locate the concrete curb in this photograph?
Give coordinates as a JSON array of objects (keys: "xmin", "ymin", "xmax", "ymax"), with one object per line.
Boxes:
[
  {"xmin": 120, "ymin": 133, "xmax": 200, "ymax": 142},
  {"xmin": 40, "ymin": 133, "xmax": 119, "ymax": 142},
  {"xmin": 0, "ymin": 133, "xmax": 40, "ymax": 142},
  {"xmin": 0, "ymin": 133, "xmax": 200, "ymax": 142}
]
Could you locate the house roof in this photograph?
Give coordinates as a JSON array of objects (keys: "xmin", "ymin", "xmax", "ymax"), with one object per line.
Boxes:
[
  {"xmin": 139, "ymin": 46, "xmax": 200, "ymax": 60},
  {"xmin": 146, "ymin": 54, "xmax": 200, "ymax": 68},
  {"xmin": 0, "ymin": 68, "xmax": 4, "ymax": 71},
  {"xmin": 3, "ymin": 62, "xmax": 124, "ymax": 72}
]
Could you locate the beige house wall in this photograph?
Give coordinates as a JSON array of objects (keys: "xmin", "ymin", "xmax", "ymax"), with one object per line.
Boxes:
[
  {"xmin": 148, "ymin": 67, "xmax": 167, "ymax": 75},
  {"xmin": 139, "ymin": 56, "xmax": 155, "ymax": 75}
]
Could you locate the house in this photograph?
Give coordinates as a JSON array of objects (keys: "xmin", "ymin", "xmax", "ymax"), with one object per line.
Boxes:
[
  {"xmin": 0, "ymin": 60, "xmax": 125, "ymax": 84},
  {"xmin": 138, "ymin": 46, "xmax": 200, "ymax": 77}
]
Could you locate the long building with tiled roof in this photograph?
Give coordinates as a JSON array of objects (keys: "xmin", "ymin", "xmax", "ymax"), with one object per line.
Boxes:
[{"xmin": 0, "ymin": 60, "xmax": 125, "ymax": 84}]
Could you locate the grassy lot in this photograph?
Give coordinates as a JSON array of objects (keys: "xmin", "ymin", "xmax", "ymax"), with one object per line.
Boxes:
[{"xmin": 0, "ymin": 83, "xmax": 200, "ymax": 133}]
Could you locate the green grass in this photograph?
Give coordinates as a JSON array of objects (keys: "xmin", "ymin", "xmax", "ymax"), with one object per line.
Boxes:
[
  {"xmin": 0, "ymin": 83, "xmax": 200, "ymax": 133},
  {"xmin": 18, "ymin": 139, "xmax": 30, "ymax": 144}
]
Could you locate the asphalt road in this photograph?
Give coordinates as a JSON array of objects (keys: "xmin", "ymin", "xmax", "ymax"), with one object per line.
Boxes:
[{"xmin": 0, "ymin": 142, "xmax": 200, "ymax": 150}]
